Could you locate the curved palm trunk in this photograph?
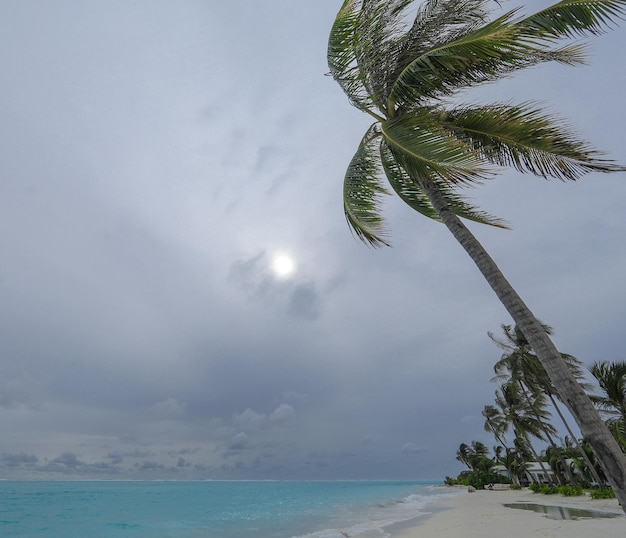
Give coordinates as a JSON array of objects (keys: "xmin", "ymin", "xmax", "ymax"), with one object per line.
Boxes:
[
  {"xmin": 421, "ymin": 180, "xmax": 626, "ymax": 510},
  {"xmin": 548, "ymin": 392, "xmax": 606, "ymax": 487}
]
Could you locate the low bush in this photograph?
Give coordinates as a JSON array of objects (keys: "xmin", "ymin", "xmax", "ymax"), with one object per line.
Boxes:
[
  {"xmin": 559, "ymin": 485, "xmax": 584, "ymax": 497},
  {"xmin": 529, "ymin": 483, "xmax": 559, "ymax": 494},
  {"xmin": 590, "ymin": 488, "xmax": 615, "ymax": 499},
  {"xmin": 445, "ymin": 470, "xmax": 510, "ymax": 490}
]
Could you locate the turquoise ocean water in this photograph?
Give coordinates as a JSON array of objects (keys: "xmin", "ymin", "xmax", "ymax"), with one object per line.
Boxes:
[{"xmin": 0, "ymin": 480, "xmax": 457, "ymax": 538}]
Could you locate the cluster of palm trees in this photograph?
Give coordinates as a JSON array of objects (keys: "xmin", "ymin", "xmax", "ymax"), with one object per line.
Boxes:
[{"xmin": 475, "ymin": 324, "xmax": 626, "ymax": 488}]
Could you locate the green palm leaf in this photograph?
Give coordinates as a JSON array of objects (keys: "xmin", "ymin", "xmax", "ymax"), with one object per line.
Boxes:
[
  {"xmin": 379, "ymin": 140, "xmax": 509, "ymax": 227},
  {"xmin": 353, "ymin": 0, "xmax": 417, "ymax": 114},
  {"xmin": 388, "ymin": 10, "xmax": 583, "ymax": 110},
  {"xmin": 328, "ymin": 0, "xmax": 375, "ymax": 114},
  {"xmin": 343, "ymin": 123, "xmax": 391, "ymax": 247},
  {"xmin": 400, "ymin": 0, "xmax": 491, "ymax": 54},
  {"xmin": 517, "ymin": 0, "xmax": 626, "ymax": 39},
  {"xmin": 440, "ymin": 103, "xmax": 626, "ymax": 180},
  {"xmin": 383, "ymin": 0, "xmax": 494, "ymax": 113},
  {"xmin": 381, "ymin": 111, "xmax": 490, "ymax": 184}
]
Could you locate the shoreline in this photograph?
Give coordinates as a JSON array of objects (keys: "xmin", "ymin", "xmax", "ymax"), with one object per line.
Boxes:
[{"xmin": 388, "ymin": 487, "xmax": 624, "ymax": 538}]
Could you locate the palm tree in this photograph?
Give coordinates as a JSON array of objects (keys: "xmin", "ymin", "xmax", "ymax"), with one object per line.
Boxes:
[
  {"xmin": 456, "ymin": 440, "xmax": 492, "ymax": 471},
  {"xmin": 482, "ymin": 404, "xmax": 510, "ymax": 451},
  {"xmin": 495, "ymin": 381, "xmax": 555, "ymax": 485},
  {"xmin": 456, "ymin": 442, "xmax": 472, "ymax": 469},
  {"xmin": 484, "ymin": 408, "xmax": 529, "ymax": 485},
  {"xmin": 589, "ymin": 361, "xmax": 626, "ymax": 450},
  {"xmin": 327, "ymin": 0, "xmax": 626, "ymax": 507},
  {"xmin": 491, "ymin": 324, "xmax": 578, "ymax": 485},
  {"xmin": 494, "ymin": 445, "xmax": 527, "ymax": 486},
  {"xmin": 491, "ymin": 324, "xmax": 606, "ymax": 485}
]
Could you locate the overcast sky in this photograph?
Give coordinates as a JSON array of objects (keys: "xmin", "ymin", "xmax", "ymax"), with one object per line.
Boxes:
[{"xmin": 1, "ymin": 0, "xmax": 625, "ymax": 481}]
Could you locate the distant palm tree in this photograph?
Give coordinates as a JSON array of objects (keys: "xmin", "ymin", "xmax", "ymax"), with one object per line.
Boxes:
[
  {"xmin": 456, "ymin": 440, "xmax": 492, "ymax": 471},
  {"xmin": 589, "ymin": 361, "xmax": 626, "ymax": 450},
  {"xmin": 494, "ymin": 445, "xmax": 527, "ymax": 486},
  {"xmin": 456, "ymin": 442, "xmax": 472, "ymax": 469},
  {"xmin": 490, "ymin": 324, "xmax": 577, "ymax": 485},
  {"xmin": 494, "ymin": 382, "xmax": 555, "ymax": 485},
  {"xmin": 482, "ymin": 404, "xmax": 510, "ymax": 451},
  {"xmin": 328, "ymin": 0, "xmax": 626, "ymax": 507}
]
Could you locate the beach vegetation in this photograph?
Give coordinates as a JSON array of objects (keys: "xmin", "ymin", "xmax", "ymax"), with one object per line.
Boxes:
[
  {"xmin": 529, "ymin": 482, "xmax": 591, "ymax": 496},
  {"xmin": 450, "ymin": 441, "xmax": 511, "ymax": 488},
  {"xmin": 558, "ymin": 485, "xmax": 584, "ymax": 496},
  {"xmin": 445, "ymin": 469, "xmax": 511, "ymax": 490},
  {"xmin": 327, "ymin": 0, "xmax": 626, "ymax": 510},
  {"xmin": 589, "ymin": 487, "xmax": 616, "ymax": 499},
  {"xmin": 529, "ymin": 483, "xmax": 559, "ymax": 495}
]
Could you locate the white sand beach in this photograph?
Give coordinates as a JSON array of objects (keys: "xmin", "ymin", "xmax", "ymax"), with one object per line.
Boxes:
[{"xmin": 394, "ymin": 488, "xmax": 625, "ymax": 538}]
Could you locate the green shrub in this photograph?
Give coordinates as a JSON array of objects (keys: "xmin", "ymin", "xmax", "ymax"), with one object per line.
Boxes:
[
  {"xmin": 537, "ymin": 483, "xmax": 559, "ymax": 494},
  {"xmin": 447, "ymin": 470, "xmax": 510, "ymax": 490},
  {"xmin": 559, "ymin": 485, "xmax": 584, "ymax": 497},
  {"xmin": 531, "ymin": 483, "xmax": 586, "ymax": 497},
  {"xmin": 590, "ymin": 488, "xmax": 615, "ymax": 499}
]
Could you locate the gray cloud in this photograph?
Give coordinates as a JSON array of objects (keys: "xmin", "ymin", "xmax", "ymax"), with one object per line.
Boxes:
[
  {"xmin": 0, "ymin": 0, "xmax": 624, "ymax": 481},
  {"xmin": 2, "ymin": 452, "xmax": 38, "ymax": 467}
]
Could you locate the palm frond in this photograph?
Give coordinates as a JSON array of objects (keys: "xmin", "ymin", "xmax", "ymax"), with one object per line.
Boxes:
[
  {"xmin": 517, "ymin": 0, "xmax": 626, "ymax": 39},
  {"xmin": 403, "ymin": 0, "xmax": 492, "ymax": 51},
  {"xmin": 387, "ymin": 0, "xmax": 493, "ymax": 110},
  {"xmin": 440, "ymin": 102, "xmax": 626, "ymax": 180},
  {"xmin": 329, "ymin": 0, "xmax": 421, "ymax": 116},
  {"xmin": 381, "ymin": 111, "xmax": 491, "ymax": 185},
  {"xmin": 354, "ymin": 0, "xmax": 418, "ymax": 113},
  {"xmin": 328, "ymin": 0, "xmax": 377, "ymax": 113},
  {"xmin": 388, "ymin": 10, "xmax": 587, "ymax": 110},
  {"xmin": 380, "ymin": 140, "xmax": 509, "ymax": 227},
  {"xmin": 343, "ymin": 124, "xmax": 391, "ymax": 247}
]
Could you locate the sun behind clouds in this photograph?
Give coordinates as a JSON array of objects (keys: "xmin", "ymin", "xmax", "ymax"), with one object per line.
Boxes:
[{"xmin": 271, "ymin": 253, "xmax": 296, "ymax": 279}]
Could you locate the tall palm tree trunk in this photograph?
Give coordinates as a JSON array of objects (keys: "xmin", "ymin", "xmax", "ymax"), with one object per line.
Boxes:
[
  {"xmin": 420, "ymin": 180, "xmax": 626, "ymax": 509},
  {"xmin": 548, "ymin": 392, "xmax": 606, "ymax": 487}
]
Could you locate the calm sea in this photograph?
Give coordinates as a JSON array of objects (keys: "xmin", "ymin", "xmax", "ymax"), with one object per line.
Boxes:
[{"xmin": 0, "ymin": 480, "xmax": 457, "ymax": 538}]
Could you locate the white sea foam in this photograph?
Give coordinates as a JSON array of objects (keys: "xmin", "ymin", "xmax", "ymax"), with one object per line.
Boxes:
[{"xmin": 292, "ymin": 488, "xmax": 461, "ymax": 538}]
